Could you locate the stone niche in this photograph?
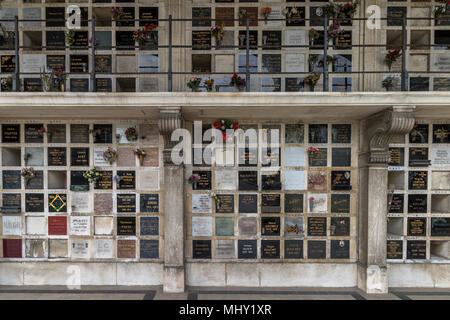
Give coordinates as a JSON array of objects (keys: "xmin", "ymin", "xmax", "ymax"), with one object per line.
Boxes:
[
  {"xmin": 2, "ymin": 147, "xmax": 21, "ymax": 166},
  {"xmin": 116, "ymin": 78, "xmax": 136, "ymax": 92},
  {"xmin": 93, "ymin": 7, "xmax": 112, "ymax": 27}
]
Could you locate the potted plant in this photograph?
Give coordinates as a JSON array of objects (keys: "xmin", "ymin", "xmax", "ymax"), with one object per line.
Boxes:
[
  {"xmin": 308, "ymin": 54, "xmax": 319, "ymax": 71},
  {"xmin": 83, "ymin": 167, "xmax": 102, "ymax": 184},
  {"xmin": 103, "ymin": 147, "xmax": 117, "ymax": 165},
  {"xmin": 382, "ymin": 76, "xmax": 395, "ymax": 91},
  {"xmin": 133, "ymin": 23, "xmax": 158, "ymax": 46},
  {"xmin": 304, "ymin": 73, "xmax": 321, "ymax": 91},
  {"xmin": 205, "ymin": 79, "xmax": 214, "ymax": 92},
  {"xmin": 187, "ymin": 76, "xmax": 202, "ymax": 92},
  {"xmin": 384, "ymin": 49, "xmax": 402, "ymax": 71},
  {"xmin": 21, "ymin": 167, "xmax": 36, "ymax": 185},
  {"xmin": 125, "ymin": 127, "xmax": 138, "ymax": 142},
  {"xmin": 134, "ymin": 148, "xmax": 147, "ymax": 166},
  {"xmin": 210, "ymin": 22, "xmax": 225, "ymax": 47},
  {"xmin": 261, "ymin": 7, "xmax": 272, "ymax": 24},
  {"xmin": 230, "ymin": 73, "xmax": 246, "ymax": 91}
]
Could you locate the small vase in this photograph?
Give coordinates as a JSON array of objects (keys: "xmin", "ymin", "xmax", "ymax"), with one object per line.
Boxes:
[
  {"xmin": 138, "ymin": 154, "xmax": 145, "ymax": 166},
  {"xmin": 239, "ymin": 37, "xmax": 245, "ymax": 47},
  {"xmin": 309, "ymin": 200, "xmax": 315, "ymax": 212},
  {"xmin": 60, "ymin": 83, "xmax": 65, "ymax": 92}
]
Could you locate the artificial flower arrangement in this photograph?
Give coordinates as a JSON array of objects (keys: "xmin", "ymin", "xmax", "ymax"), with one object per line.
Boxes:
[
  {"xmin": 89, "ymin": 37, "xmax": 99, "ymax": 46},
  {"xmin": 110, "ymin": 7, "xmax": 125, "ymax": 20},
  {"xmin": 53, "ymin": 68, "xmax": 67, "ymax": 91},
  {"xmin": 307, "ymin": 147, "xmax": 320, "ymax": 157},
  {"xmin": 230, "ymin": 73, "xmax": 246, "ymax": 91},
  {"xmin": 103, "ymin": 147, "xmax": 117, "ymax": 164},
  {"xmin": 125, "ymin": 127, "xmax": 138, "ymax": 142},
  {"xmin": 83, "ymin": 167, "xmax": 102, "ymax": 184},
  {"xmin": 213, "ymin": 119, "xmax": 239, "ymax": 142},
  {"xmin": 309, "ymin": 28, "xmax": 320, "ymax": 45},
  {"xmin": 382, "ymin": 76, "xmax": 395, "ymax": 91},
  {"xmin": 327, "ymin": 20, "xmax": 344, "ymax": 39},
  {"xmin": 133, "ymin": 23, "xmax": 158, "ymax": 45},
  {"xmin": 38, "ymin": 125, "xmax": 46, "ymax": 135},
  {"xmin": 282, "ymin": 7, "xmax": 299, "ymax": 24},
  {"xmin": 261, "ymin": 7, "xmax": 272, "ymax": 23},
  {"xmin": 188, "ymin": 174, "xmax": 200, "ymax": 187},
  {"xmin": 187, "ymin": 76, "xmax": 202, "ymax": 91},
  {"xmin": 134, "ymin": 148, "xmax": 147, "ymax": 165},
  {"xmin": 1, "ymin": 75, "xmax": 13, "ymax": 92},
  {"xmin": 210, "ymin": 192, "xmax": 222, "ymax": 206},
  {"xmin": 65, "ymin": 30, "xmax": 76, "ymax": 46},
  {"xmin": 303, "ymin": 73, "xmax": 321, "ymax": 91},
  {"xmin": 324, "ymin": 1, "xmax": 358, "ymax": 19},
  {"xmin": 435, "ymin": 1, "xmax": 450, "ymax": 18},
  {"xmin": 210, "ymin": 22, "xmax": 225, "ymax": 46},
  {"xmin": 286, "ymin": 223, "xmax": 301, "ymax": 235},
  {"xmin": 21, "ymin": 167, "xmax": 36, "ymax": 184},
  {"xmin": 384, "ymin": 49, "xmax": 402, "ymax": 71},
  {"xmin": 204, "ymin": 79, "xmax": 214, "ymax": 92}
]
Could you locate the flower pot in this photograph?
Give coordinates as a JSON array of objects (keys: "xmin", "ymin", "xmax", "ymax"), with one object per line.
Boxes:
[
  {"xmin": 60, "ymin": 83, "xmax": 65, "ymax": 92},
  {"xmin": 309, "ymin": 200, "xmax": 315, "ymax": 212},
  {"xmin": 138, "ymin": 154, "xmax": 145, "ymax": 166}
]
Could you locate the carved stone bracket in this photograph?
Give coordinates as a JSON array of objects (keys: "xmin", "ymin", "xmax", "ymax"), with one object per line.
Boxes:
[
  {"xmin": 158, "ymin": 107, "xmax": 182, "ymax": 165},
  {"xmin": 369, "ymin": 106, "xmax": 416, "ymax": 164}
]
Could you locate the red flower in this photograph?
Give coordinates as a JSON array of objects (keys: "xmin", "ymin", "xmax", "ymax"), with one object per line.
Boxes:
[
  {"xmin": 213, "ymin": 122, "xmax": 222, "ymax": 130},
  {"xmin": 231, "ymin": 73, "xmax": 238, "ymax": 80},
  {"xmin": 222, "ymin": 131, "xmax": 228, "ymax": 142},
  {"xmin": 233, "ymin": 122, "xmax": 239, "ymax": 130}
]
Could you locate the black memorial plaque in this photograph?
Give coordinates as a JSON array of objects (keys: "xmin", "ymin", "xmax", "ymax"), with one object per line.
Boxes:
[
  {"xmin": 116, "ymin": 7, "xmax": 135, "ymax": 27},
  {"xmin": 334, "ymin": 31, "xmax": 352, "ymax": 50},
  {"xmin": 140, "ymin": 194, "xmax": 159, "ymax": 213},
  {"xmin": 261, "ymin": 240, "xmax": 280, "ymax": 259},
  {"xmin": 332, "ymin": 148, "xmax": 351, "ymax": 167},
  {"xmin": 192, "ymin": 7, "xmax": 211, "ymax": 27},
  {"xmin": 409, "ymin": 124, "xmax": 429, "ymax": 144},
  {"xmin": 238, "ymin": 239, "xmax": 257, "ymax": 259},
  {"xmin": 410, "ymin": 77, "xmax": 430, "ymax": 92},
  {"xmin": 140, "ymin": 217, "xmax": 159, "ymax": 236},
  {"xmin": 48, "ymin": 147, "xmax": 67, "ymax": 166},
  {"xmin": 331, "ymin": 171, "xmax": 351, "ymax": 190},
  {"xmin": 192, "ymin": 171, "xmax": 211, "ymax": 190},
  {"xmin": 261, "ymin": 217, "xmax": 280, "ymax": 235},
  {"xmin": 309, "ymin": 148, "xmax": 327, "ymax": 167},
  {"xmin": 285, "ymin": 6, "xmax": 305, "ymax": 26},
  {"xmin": 25, "ymin": 193, "xmax": 44, "ymax": 212},
  {"xmin": 284, "ymin": 240, "xmax": 303, "ymax": 259},
  {"xmin": 70, "ymin": 147, "xmax": 89, "ymax": 166},
  {"xmin": 117, "ymin": 194, "xmax": 136, "ymax": 213},
  {"xmin": 93, "ymin": 124, "xmax": 112, "ymax": 144},
  {"xmin": 70, "ymin": 79, "xmax": 89, "ymax": 92},
  {"xmin": 238, "ymin": 194, "xmax": 258, "ymax": 213},
  {"xmin": 285, "ymin": 194, "xmax": 303, "ymax": 213},
  {"xmin": 26, "ymin": 170, "xmax": 44, "ymax": 190},
  {"xmin": 331, "ymin": 124, "xmax": 351, "ymax": 143},
  {"xmin": 389, "ymin": 147, "xmax": 404, "ymax": 166},
  {"xmin": 261, "ymin": 194, "xmax": 281, "ymax": 213},
  {"xmin": 431, "ymin": 218, "xmax": 450, "ymax": 237},
  {"xmin": 307, "ymin": 217, "xmax": 327, "ymax": 236},
  {"xmin": 2, "ymin": 124, "xmax": 20, "ymax": 143},
  {"xmin": 46, "ymin": 32, "xmax": 65, "ymax": 50},
  {"xmin": 262, "ymin": 172, "xmax": 281, "ymax": 190},
  {"xmin": 409, "ymin": 147, "xmax": 430, "ymax": 167},
  {"xmin": 23, "ymin": 79, "xmax": 42, "ymax": 92},
  {"xmin": 310, "ymin": 7, "xmax": 324, "ymax": 27},
  {"xmin": 71, "ymin": 31, "xmax": 88, "ymax": 48},
  {"xmin": 407, "ymin": 240, "xmax": 426, "ymax": 259},
  {"xmin": 48, "ymin": 193, "xmax": 67, "ymax": 212},
  {"xmin": 433, "ymin": 124, "xmax": 449, "ymax": 143},
  {"xmin": 117, "ymin": 171, "xmax": 136, "ymax": 189},
  {"xmin": 408, "ymin": 171, "xmax": 428, "ymax": 190},
  {"xmin": 262, "ymin": 31, "xmax": 281, "ymax": 50},
  {"xmin": 238, "ymin": 148, "xmax": 258, "ymax": 167},
  {"xmin": 1, "ymin": 56, "xmax": 15, "ymax": 73},
  {"xmin": 116, "ymin": 31, "xmax": 135, "ymax": 49},
  {"xmin": 2, "ymin": 193, "xmax": 21, "ymax": 213},
  {"xmin": 387, "ymin": 240, "xmax": 403, "ymax": 259},
  {"xmin": 330, "ymin": 217, "xmax": 350, "ymax": 236},
  {"xmin": 70, "ymin": 171, "xmax": 89, "ymax": 191},
  {"xmin": 96, "ymin": 78, "xmax": 112, "ymax": 92},
  {"xmin": 70, "ymin": 124, "xmax": 89, "ymax": 143},
  {"xmin": 285, "ymin": 78, "xmax": 304, "ymax": 92},
  {"xmin": 309, "ymin": 124, "xmax": 328, "ymax": 143},
  {"xmin": 140, "ymin": 240, "xmax": 159, "ymax": 259},
  {"xmin": 331, "ymin": 194, "xmax": 350, "ymax": 213},
  {"xmin": 95, "ymin": 55, "xmax": 112, "ymax": 73},
  {"xmin": 238, "ymin": 30, "xmax": 258, "ymax": 49},
  {"xmin": 389, "ymin": 194, "xmax": 404, "ymax": 213},
  {"xmin": 94, "ymin": 170, "xmax": 113, "ymax": 190},
  {"xmin": 47, "ymin": 124, "xmax": 66, "ymax": 143},
  {"xmin": 193, "ymin": 240, "xmax": 211, "ymax": 259},
  {"xmin": 139, "ymin": 7, "xmax": 158, "ymax": 26},
  {"xmin": 215, "ymin": 194, "xmax": 234, "ymax": 213},
  {"xmin": 262, "ymin": 54, "xmax": 281, "ymax": 73},
  {"xmin": 307, "ymin": 240, "xmax": 326, "ymax": 259},
  {"xmin": 407, "ymin": 217, "xmax": 426, "ymax": 236},
  {"xmin": 387, "ymin": 6, "xmax": 406, "ymax": 26},
  {"xmin": 408, "ymin": 194, "xmax": 427, "ymax": 213},
  {"xmin": 117, "ymin": 216, "xmax": 136, "ymax": 236},
  {"xmin": 70, "ymin": 55, "xmax": 89, "ymax": 73},
  {"xmin": 192, "ymin": 31, "xmax": 211, "ymax": 50},
  {"xmin": 330, "ymin": 240, "xmax": 349, "ymax": 259},
  {"xmin": 46, "ymin": 7, "xmax": 65, "ymax": 27},
  {"xmin": 238, "ymin": 171, "xmax": 258, "ymax": 190},
  {"xmin": 2, "ymin": 170, "xmax": 21, "ymax": 189}
]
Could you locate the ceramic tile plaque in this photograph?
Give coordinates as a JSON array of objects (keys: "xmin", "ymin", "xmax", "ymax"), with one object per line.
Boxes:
[
  {"xmin": 192, "ymin": 216, "xmax": 213, "ymax": 236},
  {"xmin": 192, "ymin": 194, "xmax": 212, "ymax": 213},
  {"xmin": 284, "ymin": 170, "xmax": 306, "ymax": 190},
  {"xmin": 308, "ymin": 193, "xmax": 327, "ymax": 213},
  {"xmin": 94, "ymin": 147, "xmax": 111, "ymax": 167}
]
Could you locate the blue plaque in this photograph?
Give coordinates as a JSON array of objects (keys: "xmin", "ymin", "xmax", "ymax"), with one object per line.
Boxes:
[
  {"xmin": 140, "ymin": 216, "xmax": 159, "ymax": 236},
  {"xmin": 140, "ymin": 240, "xmax": 159, "ymax": 259}
]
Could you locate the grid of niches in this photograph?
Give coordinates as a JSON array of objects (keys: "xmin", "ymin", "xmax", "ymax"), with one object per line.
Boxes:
[
  {"xmin": 387, "ymin": 119, "xmax": 450, "ymax": 262},
  {"xmin": 0, "ymin": 0, "xmax": 165, "ymax": 92},
  {"xmin": 384, "ymin": 0, "xmax": 450, "ymax": 91},
  {"xmin": 0, "ymin": 119, "xmax": 163, "ymax": 261},
  {"xmin": 185, "ymin": 121, "xmax": 358, "ymax": 262},
  {"xmin": 188, "ymin": 0, "xmax": 358, "ymax": 92}
]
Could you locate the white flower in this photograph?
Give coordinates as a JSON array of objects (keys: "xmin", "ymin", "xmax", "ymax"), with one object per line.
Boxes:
[{"xmin": 291, "ymin": 7, "xmax": 298, "ymax": 15}]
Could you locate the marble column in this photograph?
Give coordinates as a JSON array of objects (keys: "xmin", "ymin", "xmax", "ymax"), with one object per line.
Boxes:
[
  {"xmin": 159, "ymin": 107, "xmax": 185, "ymax": 292},
  {"xmin": 358, "ymin": 106, "xmax": 415, "ymax": 293}
]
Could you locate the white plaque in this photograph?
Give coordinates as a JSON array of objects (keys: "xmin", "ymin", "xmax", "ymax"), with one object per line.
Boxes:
[
  {"xmin": 432, "ymin": 171, "xmax": 450, "ymax": 190},
  {"xmin": 26, "ymin": 216, "xmax": 46, "ymax": 235},
  {"xmin": 215, "ymin": 147, "xmax": 235, "ymax": 167},
  {"xmin": 192, "ymin": 216, "xmax": 213, "ymax": 236},
  {"xmin": 308, "ymin": 193, "xmax": 328, "ymax": 213},
  {"xmin": 94, "ymin": 216, "xmax": 114, "ymax": 235},
  {"xmin": 215, "ymin": 55, "xmax": 235, "ymax": 73},
  {"xmin": 23, "ymin": 8, "xmax": 41, "ymax": 27},
  {"xmin": 116, "ymin": 125, "xmax": 137, "ymax": 144},
  {"xmin": 70, "ymin": 216, "xmax": 90, "ymax": 236},
  {"xmin": 139, "ymin": 170, "xmax": 159, "ymax": 190},
  {"xmin": 432, "ymin": 146, "xmax": 450, "ymax": 167},
  {"xmin": 22, "ymin": 54, "xmax": 45, "ymax": 73},
  {"xmin": 192, "ymin": 194, "xmax": 212, "ymax": 213},
  {"xmin": 285, "ymin": 30, "xmax": 306, "ymax": 51},
  {"xmin": 284, "ymin": 170, "xmax": 306, "ymax": 190},
  {"xmin": 431, "ymin": 53, "xmax": 450, "ymax": 72},
  {"xmin": 214, "ymin": 169, "xmax": 236, "ymax": 190},
  {"xmin": 116, "ymin": 55, "xmax": 137, "ymax": 73},
  {"xmin": 94, "ymin": 239, "xmax": 114, "ymax": 259},
  {"xmin": 94, "ymin": 147, "xmax": 111, "ymax": 166},
  {"xmin": 71, "ymin": 192, "xmax": 91, "ymax": 213},
  {"xmin": 2, "ymin": 216, "xmax": 21, "ymax": 235},
  {"xmin": 284, "ymin": 147, "xmax": 305, "ymax": 167},
  {"xmin": 265, "ymin": 7, "xmax": 282, "ymax": 27},
  {"xmin": 71, "ymin": 239, "xmax": 90, "ymax": 259},
  {"xmin": 285, "ymin": 54, "xmax": 305, "ymax": 73}
]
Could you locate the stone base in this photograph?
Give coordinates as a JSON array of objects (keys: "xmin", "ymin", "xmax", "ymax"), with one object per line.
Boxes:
[
  {"xmin": 365, "ymin": 265, "xmax": 388, "ymax": 294},
  {"xmin": 163, "ymin": 266, "xmax": 185, "ymax": 293}
]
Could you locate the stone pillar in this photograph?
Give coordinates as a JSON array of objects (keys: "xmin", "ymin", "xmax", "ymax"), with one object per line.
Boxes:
[
  {"xmin": 358, "ymin": 106, "xmax": 415, "ymax": 293},
  {"xmin": 159, "ymin": 107, "xmax": 185, "ymax": 293}
]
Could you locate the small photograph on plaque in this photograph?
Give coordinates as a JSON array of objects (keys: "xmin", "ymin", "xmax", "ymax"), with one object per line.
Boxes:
[
  {"xmin": 238, "ymin": 239, "xmax": 257, "ymax": 259},
  {"xmin": 330, "ymin": 240, "xmax": 349, "ymax": 259},
  {"xmin": 309, "ymin": 124, "xmax": 328, "ymax": 143},
  {"xmin": 408, "ymin": 194, "xmax": 427, "ymax": 213},
  {"xmin": 140, "ymin": 217, "xmax": 159, "ymax": 236},
  {"xmin": 387, "ymin": 240, "xmax": 403, "ymax": 259},
  {"xmin": 332, "ymin": 148, "xmax": 351, "ymax": 167},
  {"xmin": 48, "ymin": 194, "xmax": 67, "ymax": 213},
  {"xmin": 192, "ymin": 171, "xmax": 211, "ymax": 190},
  {"xmin": 309, "ymin": 148, "xmax": 327, "ymax": 167},
  {"xmin": 262, "ymin": 172, "xmax": 281, "ymax": 191},
  {"xmin": 215, "ymin": 194, "xmax": 234, "ymax": 214},
  {"xmin": 285, "ymin": 240, "xmax": 303, "ymax": 259},
  {"xmin": 285, "ymin": 193, "xmax": 303, "ymax": 213},
  {"xmin": 431, "ymin": 218, "xmax": 450, "ymax": 236},
  {"xmin": 389, "ymin": 194, "xmax": 404, "ymax": 213},
  {"xmin": 407, "ymin": 240, "xmax": 426, "ymax": 259},
  {"xmin": 93, "ymin": 124, "xmax": 112, "ymax": 144},
  {"xmin": 307, "ymin": 240, "xmax": 326, "ymax": 259},
  {"xmin": 261, "ymin": 194, "xmax": 281, "ymax": 213},
  {"xmin": 407, "ymin": 217, "xmax": 426, "ymax": 236},
  {"xmin": 238, "ymin": 194, "xmax": 258, "ymax": 213},
  {"xmin": 117, "ymin": 216, "xmax": 136, "ymax": 236},
  {"xmin": 261, "ymin": 240, "xmax": 280, "ymax": 259},
  {"xmin": 25, "ymin": 124, "xmax": 44, "ymax": 143},
  {"xmin": 285, "ymin": 217, "xmax": 304, "ymax": 238},
  {"xmin": 238, "ymin": 171, "xmax": 258, "ymax": 191},
  {"xmin": 409, "ymin": 147, "xmax": 430, "ymax": 167},
  {"xmin": 70, "ymin": 147, "xmax": 89, "ymax": 166},
  {"xmin": 117, "ymin": 171, "xmax": 136, "ymax": 189},
  {"xmin": 307, "ymin": 217, "xmax": 327, "ymax": 236},
  {"xmin": 433, "ymin": 124, "xmax": 449, "ymax": 143},
  {"xmin": 308, "ymin": 171, "xmax": 327, "ymax": 191},
  {"xmin": 389, "ymin": 148, "xmax": 405, "ymax": 167},
  {"xmin": 140, "ymin": 240, "xmax": 159, "ymax": 259},
  {"xmin": 330, "ymin": 217, "xmax": 350, "ymax": 236},
  {"xmin": 409, "ymin": 124, "xmax": 429, "ymax": 143},
  {"xmin": 408, "ymin": 171, "xmax": 428, "ymax": 190},
  {"xmin": 117, "ymin": 194, "xmax": 136, "ymax": 213},
  {"xmin": 331, "ymin": 194, "xmax": 350, "ymax": 213},
  {"xmin": 192, "ymin": 240, "xmax": 211, "ymax": 259},
  {"xmin": 1, "ymin": 124, "xmax": 20, "ymax": 143},
  {"xmin": 2, "ymin": 170, "xmax": 21, "ymax": 190},
  {"xmin": 331, "ymin": 171, "xmax": 351, "ymax": 190},
  {"xmin": 140, "ymin": 194, "xmax": 159, "ymax": 213}
]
